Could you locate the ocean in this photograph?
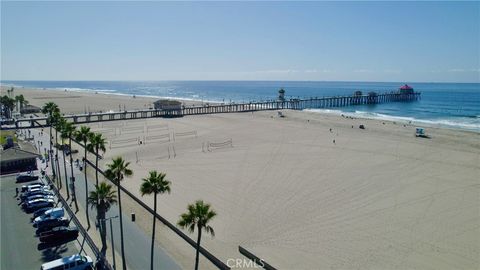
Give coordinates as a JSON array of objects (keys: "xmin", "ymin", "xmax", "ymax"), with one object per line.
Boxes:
[{"xmin": 2, "ymin": 80, "xmax": 479, "ymax": 132}]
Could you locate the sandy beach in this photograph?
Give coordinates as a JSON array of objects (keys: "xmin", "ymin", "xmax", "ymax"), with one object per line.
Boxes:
[
  {"xmin": 4, "ymin": 87, "xmax": 480, "ymax": 269},
  {"xmin": 1, "ymin": 86, "xmax": 206, "ymax": 115}
]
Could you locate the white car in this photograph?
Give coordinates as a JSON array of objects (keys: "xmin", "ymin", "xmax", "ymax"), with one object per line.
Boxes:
[
  {"xmin": 25, "ymin": 194, "xmax": 55, "ymax": 203},
  {"xmin": 24, "ymin": 198, "xmax": 55, "ymax": 211},
  {"xmin": 41, "ymin": 254, "xmax": 93, "ymax": 270},
  {"xmin": 21, "ymin": 189, "xmax": 53, "ymax": 200},
  {"xmin": 34, "ymin": 208, "xmax": 64, "ymax": 224},
  {"xmin": 21, "ymin": 183, "xmax": 45, "ymax": 192}
]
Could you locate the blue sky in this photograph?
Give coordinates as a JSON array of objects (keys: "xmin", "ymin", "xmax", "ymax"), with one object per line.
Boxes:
[{"xmin": 1, "ymin": 1, "xmax": 479, "ymax": 82}]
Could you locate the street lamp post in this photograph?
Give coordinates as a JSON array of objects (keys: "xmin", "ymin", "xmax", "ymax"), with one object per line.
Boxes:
[{"xmin": 99, "ymin": 215, "xmax": 119, "ymax": 270}]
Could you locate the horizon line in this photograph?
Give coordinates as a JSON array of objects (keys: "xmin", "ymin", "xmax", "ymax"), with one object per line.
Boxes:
[{"xmin": 1, "ymin": 79, "xmax": 479, "ymax": 84}]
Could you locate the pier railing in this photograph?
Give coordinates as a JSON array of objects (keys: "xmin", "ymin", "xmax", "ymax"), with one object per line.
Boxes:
[{"xmin": 8, "ymin": 92, "xmax": 420, "ymax": 129}]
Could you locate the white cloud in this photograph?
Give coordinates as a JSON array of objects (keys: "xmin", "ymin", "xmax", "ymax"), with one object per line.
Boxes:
[
  {"xmin": 383, "ymin": 69, "xmax": 402, "ymax": 74},
  {"xmin": 304, "ymin": 69, "xmax": 335, "ymax": 73},
  {"xmin": 254, "ymin": 69, "xmax": 299, "ymax": 74},
  {"xmin": 353, "ymin": 69, "xmax": 374, "ymax": 73},
  {"xmin": 448, "ymin": 68, "xmax": 480, "ymax": 73}
]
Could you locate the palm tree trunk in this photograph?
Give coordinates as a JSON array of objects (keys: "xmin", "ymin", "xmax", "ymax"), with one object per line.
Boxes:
[
  {"xmin": 84, "ymin": 143, "xmax": 90, "ymax": 228},
  {"xmin": 195, "ymin": 226, "xmax": 202, "ymax": 270},
  {"xmin": 95, "ymin": 147, "xmax": 99, "ymax": 186},
  {"xmin": 49, "ymin": 120, "xmax": 56, "ymax": 181},
  {"xmin": 55, "ymin": 128, "xmax": 62, "ymax": 190},
  {"xmin": 117, "ymin": 184, "xmax": 127, "ymax": 270},
  {"xmin": 56, "ymin": 157, "xmax": 62, "ymax": 189},
  {"xmin": 99, "ymin": 202, "xmax": 107, "ymax": 255},
  {"xmin": 69, "ymin": 137, "xmax": 78, "ymax": 212},
  {"xmin": 62, "ymin": 145, "xmax": 70, "ymax": 200},
  {"xmin": 95, "ymin": 147, "xmax": 100, "ymax": 209},
  {"xmin": 150, "ymin": 193, "xmax": 157, "ymax": 270}
]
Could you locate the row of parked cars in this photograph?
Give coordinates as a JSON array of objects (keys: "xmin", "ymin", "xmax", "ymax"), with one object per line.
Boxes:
[{"xmin": 18, "ymin": 179, "xmax": 93, "ymax": 270}]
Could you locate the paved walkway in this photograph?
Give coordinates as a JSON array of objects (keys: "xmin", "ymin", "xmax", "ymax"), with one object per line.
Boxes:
[{"xmin": 32, "ymin": 128, "xmax": 181, "ymax": 270}]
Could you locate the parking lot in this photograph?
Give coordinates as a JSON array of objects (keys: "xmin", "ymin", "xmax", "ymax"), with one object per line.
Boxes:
[{"xmin": 0, "ymin": 174, "xmax": 80, "ymax": 270}]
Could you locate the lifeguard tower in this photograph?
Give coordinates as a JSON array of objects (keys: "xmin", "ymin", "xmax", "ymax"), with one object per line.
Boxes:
[{"xmin": 415, "ymin": 127, "xmax": 428, "ymax": 138}]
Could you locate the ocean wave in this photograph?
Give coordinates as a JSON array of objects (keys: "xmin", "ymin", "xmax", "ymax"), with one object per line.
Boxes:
[
  {"xmin": 53, "ymin": 87, "xmax": 117, "ymax": 93},
  {"xmin": 100, "ymin": 92, "xmax": 221, "ymax": 104},
  {"xmin": 304, "ymin": 109, "xmax": 480, "ymax": 132}
]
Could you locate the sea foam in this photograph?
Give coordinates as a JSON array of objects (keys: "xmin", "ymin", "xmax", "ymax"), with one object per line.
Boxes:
[{"xmin": 305, "ymin": 109, "xmax": 480, "ymax": 132}]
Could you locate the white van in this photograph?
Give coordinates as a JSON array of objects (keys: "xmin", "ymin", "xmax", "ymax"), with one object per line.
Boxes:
[
  {"xmin": 34, "ymin": 208, "xmax": 64, "ymax": 224},
  {"xmin": 40, "ymin": 254, "xmax": 93, "ymax": 270}
]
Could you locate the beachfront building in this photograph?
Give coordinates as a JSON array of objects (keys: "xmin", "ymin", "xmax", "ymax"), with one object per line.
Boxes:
[
  {"xmin": 153, "ymin": 99, "xmax": 182, "ymax": 111},
  {"xmin": 399, "ymin": 84, "xmax": 414, "ymax": 94},
  {"xmin": 20, "ymin": 104, "xmax": 41, "ymax": 114},
  {"xmin": 0, "ymin": 147, "xmax": 39, "ymax": 174}
]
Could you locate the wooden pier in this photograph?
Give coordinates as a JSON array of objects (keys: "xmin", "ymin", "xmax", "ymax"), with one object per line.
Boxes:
[{"xmin": 8, "ymin": 91, "xmax": 420, "ymax": 129}]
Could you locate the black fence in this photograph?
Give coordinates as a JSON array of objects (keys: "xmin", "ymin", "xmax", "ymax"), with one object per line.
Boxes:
[
  {"xmin": 84, "ymin": 159, "xmax": 230, "ymax": 270},
  {"xmin": 239, "ymin": 246, "xmax": 276, "ymax": 270}
]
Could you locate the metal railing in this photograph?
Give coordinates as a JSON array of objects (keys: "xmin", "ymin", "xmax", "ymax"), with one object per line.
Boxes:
[{"xmin": 84, "ymin": 158, "xmax": 230, "ymax": 270}]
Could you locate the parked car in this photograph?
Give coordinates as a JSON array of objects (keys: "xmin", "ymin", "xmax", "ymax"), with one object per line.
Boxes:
[
  {"xmin": 23, "ymin": 194, "xmax": 54, "ymax": 204},
  {"xmin": 23, "ymin": 198, "xmax": 55, "ymax": 212},
  {"xmin": 23, "ymin": 197, "xmax": 55, "ymax": 207},
  {"xmin": 31, "ymin": 207, "xmax": 53, "ymax": 221},
  {"xmin": 22, "ymin": 186, "xmax": 51, "ymax": 196},
  {"xmin": 33, "ymin": 208, "xmax": 64, "ymax": 224},
  {"xmin": 20, "ymin": 182, "xmax": 45, "ymax": 192},
  {"xmin": 40, "ymin": 254, "xmax": 93, "ymax": 270},
  {"xmin": 36, "ymin": 218, "xmax": 70, "ymax": 235},
  {"xmin": 39, "ymin": 226, "xmax": 79, "ymax": 243},
  {"xmin": 34, "ymin": 213, "xmax": 67, "ymax": 228},
  {"xmin": 21, "ymin": 191, "xmax": 54, "ymax": 201},
  {"xmin": 21, "ymin": 190, "xmax": 54, "ymax": 201},
  {"xmin": 16, "ymin": 172, "xmax": 39, "ymax": 183}
]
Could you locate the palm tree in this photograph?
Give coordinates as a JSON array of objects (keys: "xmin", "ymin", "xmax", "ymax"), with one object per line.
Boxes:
[
  {"xmin": 177, "ymin": 200, "xmax": 217, "ymax": 270},
  {"xmin": 42, "ymin": 102, "xmax": 59, "ymax": 182},
  {"xmin": 58, "ymin": 117, "xmax": 70, "ymax": 200},
  {"xmin": 14, "ymin": 94, "xmax": 26, "ymax": 112},
  {"xmin": 88, "ymin": 182, "xmax": 117, "ymax": 255},
  {"xmin": 1, "ymin": 95, "xmax": 15, "ymax": 118},
  {"xmin": 75, "ymin": 125, "xmax": 92, "ymax": 228},
  {"xmin": 140, "ymin": 171, "xmax": 171, "ymax": 270},
  {"xmin": 50, "ymin": 111, "xmax": 62, "ymax": 190},
  {"xmin": 87, "ymin": 133, "xmax": 107, "ymax": 186},
  {"xmin": 104, "ymin": 157, "xmax": 133, "ymax": 270},
  {"xmin": 61, "ymin": 121, "xmax": 78, "ymax": 212}
]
